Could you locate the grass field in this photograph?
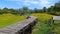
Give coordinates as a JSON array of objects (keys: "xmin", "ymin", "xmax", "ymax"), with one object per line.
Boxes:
[
  {"xmin": 31, "ymin": 13, "xmax": 53, "ymax": 34},
  {"xmin": 0, "ymin": 14, "xmax": 26, "ymax": 28},
  {"xmin": 0, "ymin": 13, "xmax": 60, "ymax": 34}
]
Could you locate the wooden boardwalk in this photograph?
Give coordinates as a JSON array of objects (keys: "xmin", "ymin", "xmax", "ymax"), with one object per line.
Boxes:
[{"xmin": 0, "ymin": 16, "xmax": 37, "ymax": 34}]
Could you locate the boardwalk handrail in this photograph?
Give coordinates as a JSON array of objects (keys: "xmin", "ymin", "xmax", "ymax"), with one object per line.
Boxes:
[
  {"xmin": 0, "ymin": 16, "xmax": 37, "ymax": 34},
  {"xmin": 53, "ymin": 16, "xmax": 60, "ymax": 20},
  {"xmin": 52, "ymin": 16, "xmax": 60, "ymax": 23}
]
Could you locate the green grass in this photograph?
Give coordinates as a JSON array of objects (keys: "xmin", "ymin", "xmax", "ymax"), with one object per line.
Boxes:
[
  {"xmin": 31, "ymin": 13, "xmax": 52, "ymax": 34},
  {"xmin": 0, "ymin": 14, "xmax": 26, "ymax": 28},
  {"xmin": 52, "ymin": 25, "xmax": 60, "ymax": 34},
  {"xmin": 31, "ymin": 13, "xmax": 60, "ymax": 34},
  {"xmin": 52, "ymin": 20, "xmax": 60, "ymax": 34}
]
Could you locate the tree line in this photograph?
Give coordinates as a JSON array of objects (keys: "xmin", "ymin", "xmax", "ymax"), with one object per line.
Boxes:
[{"xmin": 0, "ymin": 1, "xmax": 60, "ymax": 16}]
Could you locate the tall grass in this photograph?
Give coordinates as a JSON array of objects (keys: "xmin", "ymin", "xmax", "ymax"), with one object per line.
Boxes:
[
  {"xmin": 31, "ymin": 13, "xmax": 52, "ymax": 34},
  {"xmin": 0, "ymin": 14, "xmax": 26, "ymax": 28}
]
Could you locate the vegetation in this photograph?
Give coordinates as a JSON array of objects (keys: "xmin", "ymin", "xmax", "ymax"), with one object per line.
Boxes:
[
  {"xmin": 0, "ymin": 1, "xmax": 60, "ymax": 16},
  {"xmin": 31, "ymin": 13, "xmax": 52, "ymax": 34},
  {"xmin": 0, "ymin": 14, "xmax": 26, "ymax": 28},
  {"xmin": 0, "ymin": 1, "xmax": 60, "ymax": 34}
]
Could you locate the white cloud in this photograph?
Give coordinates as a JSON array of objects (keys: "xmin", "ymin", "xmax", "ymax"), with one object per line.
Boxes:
[
  {"xmin": 24, "ymin": 0, "xmax": 39, "ymax": 4},
  {"xmin": 20, "ymin": 0, "xmax": 54, "ymax": 8},
  {"xmin": 4, "ymin": 0, "xmax": 58, "ymax": 8},
  {"xmin": 16, "ymin": 0, "xmax": 40, "ymax": 6},
  {"xmin": 39, "ymin": 0, "xmax": 50, "ymax": 8}
]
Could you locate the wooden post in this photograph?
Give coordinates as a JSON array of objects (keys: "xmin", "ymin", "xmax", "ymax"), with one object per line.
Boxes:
[{"xmin": 29, "ymin": 25, "xmax": 32, "ymax": 34}]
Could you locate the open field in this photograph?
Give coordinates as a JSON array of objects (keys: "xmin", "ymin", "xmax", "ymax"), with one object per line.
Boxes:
[
  {"xmin": 0, "ymin": 14, "xmax": 26, "ymax": 28},
  {"xmin": 0, "ymin": 13, "xmax": 60, "ymax": 34}
]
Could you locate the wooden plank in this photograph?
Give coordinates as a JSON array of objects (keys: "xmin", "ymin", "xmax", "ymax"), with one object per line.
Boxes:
[
  {"xmin": 0, "ymin": 16, "xmax": 37, "ymax": 34},
  {"xmin": 53, "ymin": 16, "xmax": 60, "ymax": 20}
]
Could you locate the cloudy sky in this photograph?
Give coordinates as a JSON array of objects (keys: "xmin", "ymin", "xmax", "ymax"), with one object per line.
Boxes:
[{"xmin": 0, "ymin": 0, "xmax": 59, "ymax": 9}]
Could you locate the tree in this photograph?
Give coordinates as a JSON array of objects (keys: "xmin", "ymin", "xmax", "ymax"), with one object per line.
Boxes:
[
  {"xmin": 2, "ymin": 7, "xmax": 9, "ymax": 13},
  {"xmin": 47, "ymin": 1, "xmax": 60, "ymax": 15},
  {"xmin": 43, "ymin": 7, "xmax": 47, "ymax": 13},
  {"xmin": 54, "ymin": 1, "xmax": 60, "ymax": 11},
  {"xmin": 34, "ymin": 8, "xmax": 38, "ymax": 13},
  {"xmin": 0, "ymin": 9, "xmax": 4, "ymax": 14},
  {"xmin": 20, "ymin": 6, "xmax": 28, "ymax": 16}
]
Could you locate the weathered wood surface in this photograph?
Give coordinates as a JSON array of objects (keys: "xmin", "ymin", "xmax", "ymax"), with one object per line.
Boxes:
[
  {"xmin": 53, "ymin": 16, "xmax": 60, "ymax": 20},
  {"xmin": 0, "ymin": 16, "xmax": 37, "ymax": 34}
]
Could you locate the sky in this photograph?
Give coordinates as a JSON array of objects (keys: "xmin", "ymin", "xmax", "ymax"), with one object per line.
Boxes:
[{"xmin": 0, "ymin": 0, "xmax": 60, "ymax": 9}]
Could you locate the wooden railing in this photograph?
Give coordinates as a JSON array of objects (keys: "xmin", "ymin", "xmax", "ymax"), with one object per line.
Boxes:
[{"xmin": 0, "ymin": 16, "xmax": 38, "ymax": 34}]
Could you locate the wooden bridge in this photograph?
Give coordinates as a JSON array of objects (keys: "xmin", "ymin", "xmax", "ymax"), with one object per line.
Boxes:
[{"xmin": 0, "ymin": 16, "xmax": 38, "ymax": 34}]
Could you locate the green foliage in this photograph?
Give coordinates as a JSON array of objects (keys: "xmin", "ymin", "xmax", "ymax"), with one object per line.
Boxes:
[
  {"xmin": 43, "ymin": 7, "xmax": 47, "ymax": 13},
  {"xmin": 31, "ymin": 13, "xmax": 53, "ymax": 34},
  {"xmin": 47, "ymin": 1, "xmax": 60, "ymax": 15},
  {"xmin": 0, "ymin": 9, "xmax": 4, "ymax": 14},
  {"xmin": 52, "ymin": 20, "xmax": 60, "ymax": 34}
]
